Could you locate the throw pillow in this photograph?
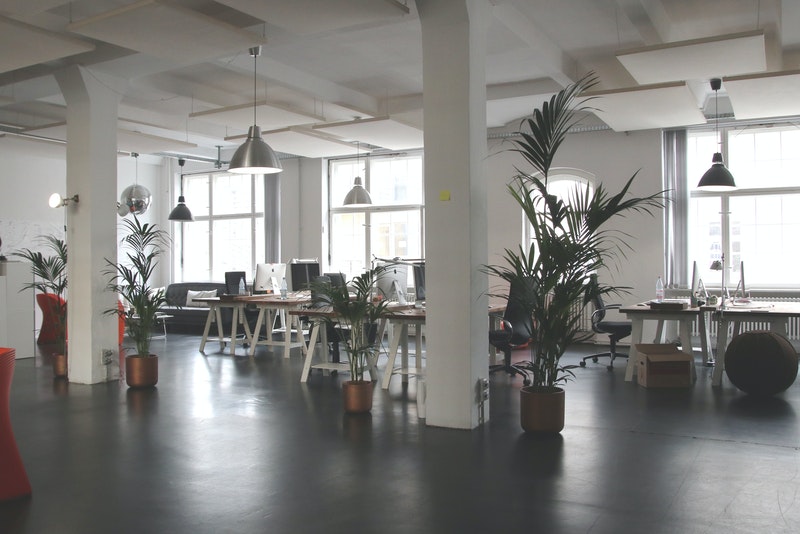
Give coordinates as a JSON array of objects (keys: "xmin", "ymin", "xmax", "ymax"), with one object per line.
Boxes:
[{"xmin": 186, "ymin": 289, "xmax": 217, "ymax": 307}]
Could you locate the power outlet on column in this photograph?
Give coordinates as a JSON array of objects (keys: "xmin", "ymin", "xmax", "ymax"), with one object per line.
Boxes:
[{"xmin": 102, "ymin": 349, "xmax": 114, "ymax": 365}]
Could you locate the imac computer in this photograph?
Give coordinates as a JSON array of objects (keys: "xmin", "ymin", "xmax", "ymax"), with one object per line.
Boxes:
[
  {"xmin": 253, "ymin": 263, "xmax": 286, "ymax": 294},
  {"xmin": 289, "ymin": 260, "xmax": 320, "ymax": 291},
  {"xmin": 376, "ymin": 262, "xmax": 409, "ymax": 304},
  {"xmin": 734, "ymin": 261, "xmax": 747, "ymax": 300}
]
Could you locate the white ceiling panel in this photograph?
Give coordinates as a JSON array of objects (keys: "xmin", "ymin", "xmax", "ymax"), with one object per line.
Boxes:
[
  {"xmin": 191, "ymin": 101, "xmax": 324, "ymax": 132},
  {"xmin": 0, "ymin": 1, "xmax": 71, "ymax": 15},
  {"xmin": 0, "ymin": 15, "xmax": 94, "ymax": 74},
  {"xmin": 314, "ymin": 117, "xmax": 423, "ymax": 150},
  {"xmin": 226, "ymin": 127, "xmax": 357, "ymax": 158},
  {"xmin": 725, "ymin": 70, "xmax": 800, "ymax": 120},
  {"xmin": 67, "ymin": 0, "xmax": 264, "ymax": 64},
  {"xmin": 588, "ymin": 83, "xmax": 707, "ymax": 132},
  {"xmin": 217, "ymin": 0, "xmax": 410, "ymax": 35},
  {"xmin": 23, "ymin": 123, "xmax": 198, "ymax": 153},
  {"xmin": 617, "ymin": 31, "xmax": 766, "ymax": 85}
]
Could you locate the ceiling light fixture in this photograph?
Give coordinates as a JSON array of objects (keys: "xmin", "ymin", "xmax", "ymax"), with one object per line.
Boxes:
[
  {"xmin": 343, "ymin": 141, "xmax": 372, "ymax": 206},
  {"xmin": 227, "ymin": 46, "xmax": 282, "ymax": 175},
  {"xmin": 168, "ymin": 158, "xmax": 194, "ymax": 222},
  {"xmin": 118, "ymin": 152, "xmax": 151, "ymax": 217},
  {"xmin": 697, "ymin": 78, "xmax": 736, "ymax": 190}
]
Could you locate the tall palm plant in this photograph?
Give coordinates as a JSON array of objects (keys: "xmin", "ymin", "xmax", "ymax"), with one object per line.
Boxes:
[
  {"xmin": 104, "ymin": 216, "xmax": 169, "ymax": 357},
  {"xmin": 310, "ymin": 266, "xmax": 389, "ymax": 382},
  {"xmin": 14, "ymin": 235, "xmax": 68, "ymax": 353},
  {"xmin": 484, "ymin": 72, "xmax": 666, "ymax": 389}
]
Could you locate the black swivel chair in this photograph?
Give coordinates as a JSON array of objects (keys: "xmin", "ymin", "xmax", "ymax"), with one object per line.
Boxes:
[
  {"xmin": 580, "ymin": 286, "xmax": 632, "ymax": 371},
  {"xmin": 224, "ymin": 271, "xmax": 259, "ymax": 340},
  {"xmin": 489, "ymin": 278, "xmax": 535, "ymax": 382},
  {"xmin": 310, "ymin": 275, "xmax": 349, "ymax": 363}
]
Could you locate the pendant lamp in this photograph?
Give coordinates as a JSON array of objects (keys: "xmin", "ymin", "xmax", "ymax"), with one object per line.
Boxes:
[
  {"xmin": 697, "ymin": 78, "xmax": 736, "ymax": 190},
  {"xmin": 228, "ymin": 46, "xmax": 282, "ymax": 175},
  {"xmin": 168, "ymin": 158, "xmax": 194, "ymax": 222},
  {"xmin": 343, "ymin": 142, "xmax": 372, "ymax": 206},
  {"xmin": 119, "ymin": 153, "xmax": 151, "ymax": 216}
]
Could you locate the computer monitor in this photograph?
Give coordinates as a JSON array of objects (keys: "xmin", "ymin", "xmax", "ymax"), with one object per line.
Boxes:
[
  {"xmin": 323, "ymin": 272, "xmax": 347, "ymax": 289},
  {"xmin": 376, "ymin": 262, "xmax": 409, "ymax": 303},
  {"xmin": 734, "ymin": 261, "xmax": 746, "ymax": 298},
  {"xmin": 253, "ymin": 263, "xmax": 286, "ymax": 294},
  {"xmin": 412, "ymin": 262, "xmax": 425, "ymax": 301},
  {"xmin": 289, "ymin": 260, "xmax": 320, "ymax": 291},
  {"xmin": 224, "ymin": 271, "xmax": 246, "ymax": 295}
]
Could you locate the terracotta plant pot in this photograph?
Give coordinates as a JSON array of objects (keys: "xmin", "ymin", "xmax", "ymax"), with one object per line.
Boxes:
[
  {"xmin": 125, "ymin": 355, "xmax": 158, "ymax": 388},
  {"xmin": 342, "ymin": 380, "xmax": 374, "ymax": 413},
  {"xmin": 520, "ymin": 386, "xmax": 565, "ymax": 434},
  {"xmin": 52, "ymin": 353, "xmax": 68, "ymax": 379}
]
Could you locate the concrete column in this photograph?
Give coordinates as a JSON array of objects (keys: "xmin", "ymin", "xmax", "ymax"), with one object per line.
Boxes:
[
  {"xmin": 417, "ymin": 0, "xmax": 491, "ymax": 429},
  {"xmin": 55, "ymin": 66, "xmax": 123, "ymax": 384}
]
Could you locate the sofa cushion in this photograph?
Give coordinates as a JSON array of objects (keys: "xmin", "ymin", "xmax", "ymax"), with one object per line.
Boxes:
[
  {"xmin": 186, "ymin": 289, "xmax": 217, "ymax": 307},
  {"xmin": 165, "ymin": 283, "xmax": 227, "ymax": 307}
]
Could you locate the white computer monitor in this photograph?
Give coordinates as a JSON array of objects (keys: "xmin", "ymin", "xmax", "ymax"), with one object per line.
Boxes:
[
  {"xmin": 376, "ymin": 262, "xmax": 409, "ymax": 303},
  {"xmin": 690, "ymin": 261, "xmax": 699, "ymax": 299},
  {"xmin": 254, "ymin": 263, "xmax": 286, "ymax": 294},
  {"xmin": 734, "ymin": 261, "xmax": 746, "ymax": 298}
]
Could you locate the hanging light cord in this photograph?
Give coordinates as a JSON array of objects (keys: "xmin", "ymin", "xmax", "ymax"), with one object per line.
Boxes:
[{"xmin": 252, "ymin": 51, "xmax": 258, "ymax": 127}]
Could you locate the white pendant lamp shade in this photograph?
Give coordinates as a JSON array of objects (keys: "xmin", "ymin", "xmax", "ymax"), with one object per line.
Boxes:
[
  {"xmin": 343, "ymin": 176, "xmax": 372, "ymax": 205},
  {"xmin": 228, "ymin": 46, "xmax": 282, "ymax": 175},
  {"xmin": 228, "ymin": 125, "xmax": 282, "ymax": 174}
]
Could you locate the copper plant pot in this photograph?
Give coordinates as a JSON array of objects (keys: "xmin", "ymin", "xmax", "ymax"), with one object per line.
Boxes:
[
  {"xmin": 342, "ymin": 380, "xmax": 374, "ymax": 414},
  {"xmin": 125, "ymin": 355, "xmax": 158, "ymax": 388},
  {"xmin": 52, "ymin": 353, "xmax": 68, "ymax": 379},
  {"xmin": 520, "ymin": 386, "xmax": 565, "ymax": 434}
]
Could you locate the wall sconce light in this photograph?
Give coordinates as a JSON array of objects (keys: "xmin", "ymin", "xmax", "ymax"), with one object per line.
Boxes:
[{"xmin": 49, "ymin": 193, "xmax": 79, "ymax": 208}]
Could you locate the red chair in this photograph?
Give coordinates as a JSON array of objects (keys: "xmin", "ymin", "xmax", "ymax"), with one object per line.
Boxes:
[
  {"xmin": 36, "ymin": 293, "xmax": 66, "ymax": 345},
  {"xmin": 0, "ymin": 347, "xmax": 32, "ymax": 500}
]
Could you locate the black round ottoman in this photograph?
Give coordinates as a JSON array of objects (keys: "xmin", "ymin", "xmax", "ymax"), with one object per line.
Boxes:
[{"xmin": 725, "ymin": 330, "xmax": 798, "ymax": 396}]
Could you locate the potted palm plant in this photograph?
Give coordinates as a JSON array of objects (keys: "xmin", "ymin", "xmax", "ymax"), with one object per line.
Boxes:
[
  {"xmin": 13, "ymin": 235, "xmax": 69, "ymax": 377},
  {"xmin": 104, "ymin": 216, "xmax": 169, "ymax": 388},
  {"xmin": 484, "ymin": 72, "xmax": 665, "ymax": 433},
  {"xmin": 310, "ymin": 266, "xmax": 389, "ymax": 413}
]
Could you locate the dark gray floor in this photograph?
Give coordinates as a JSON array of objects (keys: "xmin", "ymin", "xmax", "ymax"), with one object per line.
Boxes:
[{"xmin": 2, "ymin": 334, "xmax": 799, "ymax": 534}]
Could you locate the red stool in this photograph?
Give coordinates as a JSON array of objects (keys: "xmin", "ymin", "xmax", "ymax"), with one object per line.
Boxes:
[
  {"xmin": 36, "ymin": 293, "xmax": 66, "ymax": 345},
  {"xmin": 0, "ymin": 347, "xmax": 32, "ymax": 500}
]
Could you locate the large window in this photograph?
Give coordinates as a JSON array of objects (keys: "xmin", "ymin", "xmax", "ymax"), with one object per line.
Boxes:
[
  {"xmin": 175, "ymin": 171, "xmax": 264, "ymax": 282},
  {"xmin": 328, "ymin": 152, "xmax": 424, "ymax": 280},
  {"xmin": 522, "ymin": 169, "xmax": 595, "ymax": 245},
  {"xmin": 688, "ymin": 124, "xmax": 800, "ymax": 289}
]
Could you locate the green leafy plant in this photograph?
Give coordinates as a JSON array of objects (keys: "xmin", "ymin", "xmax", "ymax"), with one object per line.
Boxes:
[
  {"xmin": 104, "ymin": 216, "xmax": 169, "ymax": 357},
  {"xmin": 484, "ymin": 72, "xmax": 666, "ymax": 389},
  {"xmin": 310, "ymin": 266, "xmax": 389, "ymax": 382},
  {"xmin": 13, "ymin": 235, "xmax": 68, "ymax": 353}
]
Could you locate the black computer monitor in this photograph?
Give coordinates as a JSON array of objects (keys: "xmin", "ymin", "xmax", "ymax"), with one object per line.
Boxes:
[
  {"xmin": 412, "ymin": 262, "xmax": 425, "ymax": 301},
  {"xmin": 289, "ymin": 261, "xmax": 320, "ymax": 291},
  {"xmin": 225, "ymin": 271, "xmax": 246, "ymax": 295}
]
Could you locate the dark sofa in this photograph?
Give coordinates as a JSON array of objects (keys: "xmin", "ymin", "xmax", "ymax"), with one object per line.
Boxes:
[{"xmin": 160, "ymin": 282, "xmax": 230, "ymax": 334}]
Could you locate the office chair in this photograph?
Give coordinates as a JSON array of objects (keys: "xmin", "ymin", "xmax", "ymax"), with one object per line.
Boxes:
[
  {"xmin": 489, "ymin": 277, "xmax": 535, "ymax": 382},
  {"xmin": 310, "ymin": 275, "xmax": 349, "ymax": 363},
  {"xmin": 579, "ymin": 283, "xmax": 632, "ymax": 371},
  {"xmin": 224, "ymin": 271, "xmax": 258, "ymax": 342}
]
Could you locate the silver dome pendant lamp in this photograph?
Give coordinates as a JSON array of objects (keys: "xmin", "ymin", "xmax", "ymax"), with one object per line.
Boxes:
[{"xmin": 228, "ymin": 46, "xmax": 282, "ymax": 175}]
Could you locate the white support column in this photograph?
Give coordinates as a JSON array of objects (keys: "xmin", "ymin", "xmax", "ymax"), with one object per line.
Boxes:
[
  {"xmin": 56, "ymin": 66, "xmax": 123, "ymax": 384},
  {"xmin": 417, "ymin": 0, "xmax": 491, "ymax": 429}
]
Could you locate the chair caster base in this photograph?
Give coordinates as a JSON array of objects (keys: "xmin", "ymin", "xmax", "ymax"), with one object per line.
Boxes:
[{"xmin": 579, "ymin": 361, "xmax": 586, "ymax": 367}]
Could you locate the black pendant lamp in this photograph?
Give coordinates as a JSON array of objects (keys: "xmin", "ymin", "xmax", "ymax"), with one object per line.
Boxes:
[
  {"xmin": 228, "ymin": 46, "xmax": 282, "ymax": 175},
  {"xmin": 169, "ymin": 158, "xmax": 194, "ymax": 222},
  {"xmin": 697, "ymin": 78, "xmax": 736, "ymax": 190}
]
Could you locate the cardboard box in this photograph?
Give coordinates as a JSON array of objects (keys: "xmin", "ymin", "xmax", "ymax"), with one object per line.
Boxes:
[{"xmin": 635, "ymin": 343, "xmax": 693, "ymax": 388}]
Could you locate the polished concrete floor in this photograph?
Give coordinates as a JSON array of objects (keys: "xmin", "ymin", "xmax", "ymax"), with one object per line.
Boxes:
[{"xmin": 2, "ymin": 333, "xmax": 800, "ymax": 534}]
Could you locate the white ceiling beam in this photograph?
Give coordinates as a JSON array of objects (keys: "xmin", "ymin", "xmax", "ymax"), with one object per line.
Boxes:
[{"xmin": 491, "ymin": 3, "xmax": 576, "ymax": 88}]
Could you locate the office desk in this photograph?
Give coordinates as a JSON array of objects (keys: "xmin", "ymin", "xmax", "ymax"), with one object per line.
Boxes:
[
  {"xmin": 247, "ymin": 294, "xmax": 311, "ymax": 359},
  {"xmin": 195, "ymin": 296, "xmax": 255, "ymax": 356},
  {"xmin": 381, "ymin": 304, "xmax": 507, "ymax": 389},
  {"xmin": 290, "ymin": 307, "xmax": 388, "ymax": 383},
  {"xmin": 619, "ymin": 303, "xmax": 707, "ymax": 383},
  {"xmin": 711, "ymin": 301, "xmax": 800, "ymax": 386}
]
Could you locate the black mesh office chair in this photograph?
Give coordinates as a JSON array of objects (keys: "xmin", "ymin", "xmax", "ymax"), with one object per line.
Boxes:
[
  {"xmin": 310, "ymin": 275, "xmax": 349, "ymax": 363},
  {"xmin": 580, "ymin": 281, "xmax": 632, "ymax": 371},
  {"xmin": 224, "ymin": 271, "xmax": 258, "ymax": 340},
  {"xmin": 489, "ymin": 277, "xmax": 535, "ymax": 382}
]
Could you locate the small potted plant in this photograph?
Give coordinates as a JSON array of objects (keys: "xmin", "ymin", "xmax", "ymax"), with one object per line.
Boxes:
[
  {"xmin": 310, "ymin": 266, "xmax": 389, "ymax": 413},
  {"xmin": 104, "ymin": 216, "xmax": 169, "ymax": 388},
  {"xmin": 484, "ymin": 73, "xmax": 665, "ymax": 433},
  {"xmin": 13, "ymin": 235, "xmax": 68, "ymax": 377}
]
